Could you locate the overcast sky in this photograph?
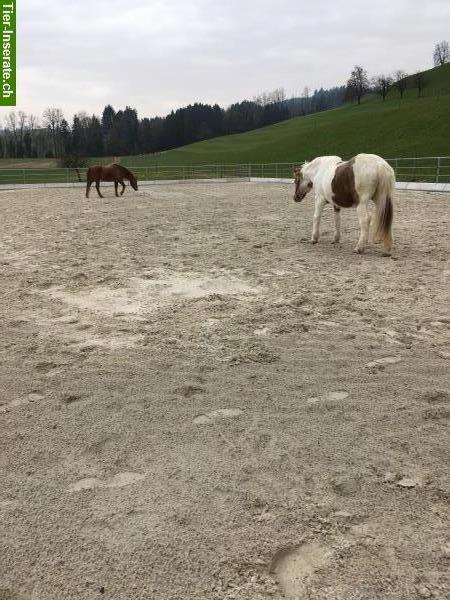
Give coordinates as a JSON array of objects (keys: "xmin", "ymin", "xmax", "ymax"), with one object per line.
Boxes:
[{"xmin": 17, "ymin": 0, "xmax": 450, "ymax": 121}]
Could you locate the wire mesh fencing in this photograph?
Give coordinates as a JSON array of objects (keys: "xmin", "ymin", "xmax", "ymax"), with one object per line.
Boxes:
[{"xmin": 0, "ymin": 157, "xmax": 449, "ymax": 186}]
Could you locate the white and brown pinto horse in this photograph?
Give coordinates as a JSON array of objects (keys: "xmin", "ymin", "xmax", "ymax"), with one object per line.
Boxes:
[{"xmin": 293, "ymin": 153, "xmax": 394, "ymax": 255}]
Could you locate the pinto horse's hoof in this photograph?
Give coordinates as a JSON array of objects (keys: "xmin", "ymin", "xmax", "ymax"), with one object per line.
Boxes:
[
  {"xmin": 353, "ymin": 247, "xmax": 365, "ymax": 254},
  {"xmin": 311, "ymin": 239, "xmax": 318, "ymax": 245}
]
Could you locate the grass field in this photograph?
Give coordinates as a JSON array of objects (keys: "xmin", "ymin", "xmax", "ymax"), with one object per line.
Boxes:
[{"xmin": 117, "ymin": 95, "xmax": 450, "ymax": 167}]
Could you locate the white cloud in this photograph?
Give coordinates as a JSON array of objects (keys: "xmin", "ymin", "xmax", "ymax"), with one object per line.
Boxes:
[{"xmin": 13, "ymin": 0, "xmax": 450, "ymax": 121}]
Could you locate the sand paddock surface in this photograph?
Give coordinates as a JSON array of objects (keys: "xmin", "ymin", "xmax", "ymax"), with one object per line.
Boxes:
[{"xmin": 0, "ymin": 182, "xmax": 449, "ymax": 600}]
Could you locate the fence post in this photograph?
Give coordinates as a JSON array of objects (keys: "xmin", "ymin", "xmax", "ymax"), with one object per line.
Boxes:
[
  {"xmin": 275, "ymin": 163, "xmax": 278, "ymax": 178},
  {"xmin": 436, "ymin": 157, "xmax": 441, "ymax": 183},
  {"xmin": 262, "ymin": 164, "xmax": 264, "ymax": 178},
  {"xmin": 22, "ymin": 169, "xmax": 26, "ymax": 185}
]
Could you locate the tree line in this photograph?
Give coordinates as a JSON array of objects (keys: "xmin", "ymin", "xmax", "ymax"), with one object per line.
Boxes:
[
  {"xmin": 346, "ymin": 65, "xmax": 428, "ymax": 105},
  {"xmin": 286, "ymin": 85, "xmax": 347, "ymax": 117},
  {"xmin": 0, "ymin": 93, "xmax": 290, "ymax": 161}
]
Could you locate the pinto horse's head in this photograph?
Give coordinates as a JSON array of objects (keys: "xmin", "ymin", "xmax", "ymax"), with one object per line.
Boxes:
[{"xmin": 293, "ymin": 164, "xmax": 313, "ymax": 202}]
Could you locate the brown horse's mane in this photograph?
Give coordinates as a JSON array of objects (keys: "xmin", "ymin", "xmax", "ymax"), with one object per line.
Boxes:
[{"xmin": 110, "ymin": 163, "xmax": 135, "ymax": 180}]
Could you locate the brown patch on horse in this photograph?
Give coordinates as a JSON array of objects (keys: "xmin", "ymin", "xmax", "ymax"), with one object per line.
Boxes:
[{"xmin": 331, "ymin": 158, "xmax": 359, "ymax": 208}]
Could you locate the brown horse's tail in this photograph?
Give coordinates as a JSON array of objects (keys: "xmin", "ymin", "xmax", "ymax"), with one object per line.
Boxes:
[
  {"xmin": 373, "ymin": 163, "xmax": 395, "ymax": 251},
  {"xmin": 76, "ymin": 168, "xmax": 83, "ymax": 182},
  {"xmin": 85, "ymin": 167, "xmax": 93, "ymax": 198}
]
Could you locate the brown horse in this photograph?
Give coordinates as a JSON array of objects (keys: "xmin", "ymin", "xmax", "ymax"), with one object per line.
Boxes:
[{"xmin": 85, "ymin": 164, "xmax": 138, "ymax": 198}]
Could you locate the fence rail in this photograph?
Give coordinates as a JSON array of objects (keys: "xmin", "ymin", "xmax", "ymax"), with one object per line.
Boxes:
[{"xmin": 0, "ymin": 156, "xmax": 450, "ymax": 186}]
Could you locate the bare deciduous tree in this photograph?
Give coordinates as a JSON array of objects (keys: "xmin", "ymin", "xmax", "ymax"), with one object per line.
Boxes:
[
  {"xmin": 253, "ymin": 88, "xmax": 286, "ymax": 106},
  {"xmin": 372, "ymin": 75, "xmax": 393, "ymax": 101},
  {"xmin": 346, "ymin": 65, "xmax": 370, "ymax": 105},
  {"xmin": 28, "ymin": 114, "xmax": 39, "ymax": 132},
  {"xmin": 433, "ymin": 40, "xmax": 449, "ymax": 67},
  {"xmin": 26, "ymin": 114, "xmax": 39, "ymax": 156},
  {"xmin": 414, "ymin": 72, "xmax": 427, "ymax": 97},
  {"xmin": 17, "ymin": 111, "xmax": 27, "ymax": 157},
  {"xmin": 270, "ymin": 88, "xmax": 286, "ymax": 104},
  {"xmin": 42, "ymin": 107, "xmax": 64, "ymax": 157},
  {"xmin": 5, "ymin": 111, "xmax": 17, "ymax": 134},
  {"xmin": 393, "ymin": 70, "xmax": 408, "ymax": 99},
  {"xmin": 4, "ymin": 112, "xmax": 18, "ymax": 156},
  {"xmin": 300, "ymin": 86, "xmax": 310, "ymax": 115}
]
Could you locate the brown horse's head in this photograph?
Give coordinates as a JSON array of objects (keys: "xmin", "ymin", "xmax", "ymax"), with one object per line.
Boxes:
[
  {"xmin": 118, "ymin": 165, "xmax": 138, "ymax": 191},
  {"xmin": 129, "ymin": 173, "xmax": 138, "ymax": 191},
  {"xmin": 293, "ymin": 164, "xmax": 313, "ymax": 202}
]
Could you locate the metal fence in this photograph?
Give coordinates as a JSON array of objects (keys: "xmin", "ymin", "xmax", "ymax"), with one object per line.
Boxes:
[{"xmin": 0, "ymin": 156, "xmax": 449, "ymax": 185}]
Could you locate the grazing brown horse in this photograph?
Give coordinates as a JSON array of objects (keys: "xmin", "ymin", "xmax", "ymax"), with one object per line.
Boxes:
[{"xmin": 85, "ymin": 164, "xmax": 138, "ymax": 198}]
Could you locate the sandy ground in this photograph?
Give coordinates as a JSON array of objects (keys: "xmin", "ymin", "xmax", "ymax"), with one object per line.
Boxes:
[{"xmin": 0, "ymin": 182, "xmax": 449, "ymax": 600}]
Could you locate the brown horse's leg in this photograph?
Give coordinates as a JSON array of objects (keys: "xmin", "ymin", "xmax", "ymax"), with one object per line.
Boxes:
[
  {"xmin": 86, "ymin": 179, "xmax": 92, "ymax": 198},
  {"xmin": 95, "ymin": 179, "xmax": 104, "ymax": 198},
  {"xmin": 114, "ymin": 181, "xmax": 119, "ymax": 197},
  {"xmin": 120, "ymin": 181, "xmax": 126, "ymax": 196}
]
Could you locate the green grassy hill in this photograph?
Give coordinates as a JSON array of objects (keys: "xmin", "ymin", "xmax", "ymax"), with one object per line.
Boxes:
[
  {"xmin": 112, "ymin": 63, "xmax": 450, "ymax": 167},
  {"xmin": 388, "ymin": 62, "xmax": 450, "ymax": 99},
  {"xmin": 122, "ymin": 96, "xmax": 449, "ymax": 166}
]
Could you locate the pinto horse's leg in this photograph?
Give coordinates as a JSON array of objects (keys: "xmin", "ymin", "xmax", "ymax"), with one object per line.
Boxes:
[
  {"xmin": 95, "ymin": 179, "xmax": 104, "ymax": 198},
  {"xmin": 114, "ymin": 181, "xmax": 119, "ymax": 197},
  {"xmin": 332, "ymin": 206, "xmax": 341, "ymax": 244},
  {"xmin": 311, "ymin": 195, "xmax": 326, "ymax": 244},
  {"xmin": 368, "ymin": 208, "xmax": 380, "ymax": 244},
  {"xmin": 120, "ymin": 180, "xmax": 126, "ymax": 196},
  {"xmin": 354, "ymin": 197, "xmax": 371, "ymax": 254}
]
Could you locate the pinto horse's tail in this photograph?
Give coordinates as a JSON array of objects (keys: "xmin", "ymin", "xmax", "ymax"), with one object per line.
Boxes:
[{"xmin": 373, "ymin": 162, "xmax": 395, "ymax": 254}]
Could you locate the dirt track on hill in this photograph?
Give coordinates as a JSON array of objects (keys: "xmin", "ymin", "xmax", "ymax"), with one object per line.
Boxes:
[{"xmin": 0, "ymin": 182, "xmax": 449, "ymax": 600}]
